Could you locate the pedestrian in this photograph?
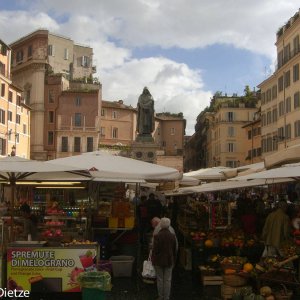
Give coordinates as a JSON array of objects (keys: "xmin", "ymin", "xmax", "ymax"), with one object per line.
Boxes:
[
  {"xmin": 152, "ymin": 217, "xmax": 177, "ymax": 300},
  {"xmin": 146, "ymin": 193, "xmax": 163, "ymax": 221},
  {"xmin": 261, "ymin": 200, "xmax": 291, "ymax": 257},
  {"xmin": 19, "ymin": 203, "xmax": 38, "ymax": 241}
]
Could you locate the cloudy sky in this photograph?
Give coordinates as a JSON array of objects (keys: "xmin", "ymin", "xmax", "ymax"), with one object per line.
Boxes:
[{"xmin": 0, "ymin": 0, "xmax": 299, "ymax": 135}]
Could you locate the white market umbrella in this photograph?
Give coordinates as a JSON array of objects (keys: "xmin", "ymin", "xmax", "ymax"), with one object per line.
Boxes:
[
  {"xmin": 179, "ymin": 175, "xmax": 200, "ymax": 186},
  {"xmin": 228, "ymin": 163, "xmax": 300, "ymax": 181},
  {"xmin": 180, "ymin": 177, "xmax": 294, "ymax": 194},
  {"xmin": 46, "ymin": 151, "xmax": 182, "ymax": 182},
  {"xmin": 0, "ymin": 156, "xmax": 90, "ymax": 241},
  {"xmin": 184, "ymin": 167, "xmax": 232, "ymax": 181}
]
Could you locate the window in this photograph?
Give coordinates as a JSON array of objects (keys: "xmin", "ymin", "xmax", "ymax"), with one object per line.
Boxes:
[
  {"xmin": 8, "ymin": 111, "xmax": 12, "ymax": 122},
  {"xmin": 48, "ymin": 45, "xmax": 55, "ymax": 56},
  {"xmin": 16, "ymin": 114, "xmax": 20, "ymax": 124},
  {"xmin": 87, "ymin": 137, "xmax": 93, "ymax": 152},
  {"xmin": 100, "ymin": 127, "xmax": 105, "ymax": 136},
  {"xmin": 294, "ymin": 92, "xmax": 300, "ymax": 109},
  {"xmin": 266, "ymin": 136, "xmax": 273, "ymax": 152},
  {"xmin": 284, "ymin": 70, "xmax": 291, "ymax": 88},
  {"xmin": 28, "ymin": 45, "xmax": 32, "ymax": 57},
  {"xmin": 48, "ymin": 131, "xmax": 54, "ymax": 145},
  {"xmin": 227, "ymin": 143, "xmax": 235, "ymax": 152},
  {"xmin": 61, "ymin": 137, "xmax": 68, "ymax": 152},
  {"xmin": 81, "ymin": 56, "xmax": 89, "ymax": 67},
  {"xmin": 101, "ymin": 109, "xmax": 105, "ymax": 117},
  {"xmin": 261, "ymin": 114, "xmax": 266, "ymax": 127},
  {"xmin": 64, "ymin": 48, "xmax": 69, "ymax": 60},
  {"xmin": 74, "ymin": 113, "xmax": 82, "ymax": 127},
  {"xmin": 257, "ymin": 148, "xmax": 262, "ymax": 156},
  {"xmin": 261, "ymin": 92, "xmax": 266, "ymax": 104},
  {"xmin": 228, "ymin": 126, "xmax": 235, "ymax": 137},
  {"xmin": 248, "ymin": 130, "xmax": 252, "ymax": 140},
  {"xmin": 15, "ymin": 133, "xmax": 19, "ymax": 143},
  {"xmin": 23, "ymin": 124, "xmax": 27, "ymax": 134},
  {"xmin": 0, "ymin": 62, "xmax": 5, "ymax": 76},
  {"xmin": 272, "ymin": 85, "xmax": 277, "ymax": 100},
  {"xmin": 112, "ymin": 127, "xmax": 118, "ymax": 139},
  {"xmin": 252, "ymin": 148, "xmax": 257, "ymax": 158},
  {"xmin": 0, "ymin": 44, "xmax": 7, "ymax": 56},
  {"xmin": 75, "ymin": 97, "xmax": 81, "ymax": 106},
  {"xmin": 286, "ymin": 97, "xmax": 291, "ymax": 113},
  {"xmin": 0, "ymin": 109, "xmax": 5, "ymax": 124},
  {"xmin": 272, "ymin": 108, "xmax": 278, "ymax": 122},
  {"xmin": 285, "ymin": 124, "xmax": 291, "ymax": 139},
  {"xmin": 48, "ymin": 90, "xmax": 54, "ymax": 103},
  {"xmin": 266, "ymin": 111, "xmax": 272, "ymax": 124},
  {"xmin": 279, "ymin": 101, "xmax": 285, "ymax": 116},
  {"xmin": 295, "ymin": 120, "xmax": 300, "ymax": 137},
  {"xmin": 1, "ymin": 83, "xmax": 5, "ymax": 97},
  {"xmin": 278, "ymin": 50, "xmax": 284, "ymax": 68},
  {"xmin": 266, "ymin": 89, "xmax": 271, "ymax": 102},
  {"xmin": 25, "ymin": 89, "xmax": 30, "ymax": 104},
  {"xmin": 278, "ymin": 127, "xmax": 284, "ymax": 140},
  {"xmin": 284, "ymin": 43, "xmax": 291, "ymax": 63},
  {"xmin": 248, "ymin": 150, "xmax": 252, "ymax": 158},
  {"xmin": 0, "ymin": 138, "xmax": 6, "ymax": 156},
  {"xmin": 112, "ymin": 111, "xmax": 117, "ymax": 119},
  {"xmin": 8, "ymin": 91, "xmax": 13, "ymax": 102},
  {"xmin": 74, "ymin": 137, "xmax": 81, "ymax": 152},
  {"xmin": 48, "ymin": 111, "xmax": 54, "ymax": 123},
  {"xmin": 227, "ymin": 112, "xmax": 234, "ymax": 122},
  {"xmin": 226, "ymin": 161, "xmax": 238, "ymax": 168},
  {"xmin": 258, "ymin": 127, "xmax": 261, "ymax": 135},
  {"xmin": 278, "ymin": 76, "xmax": 284, "ymax": 92},
  {"xmin": 17, "ymin": 95, "xmax": 21, "ymax": 106},
  {"xmin": 16, "ymin": 50, "xmax": 23, "ymax": 63},
  {"xmin": 294, "ymin": 35, "xmax": 300, "ymax": 55},
  {"xmin": 170, "ymin": 128, "xmax": 175, "ymax": 135},
  {"xmin": 293, "ymin": 64, "xmax": 299, "ymax": 82}
]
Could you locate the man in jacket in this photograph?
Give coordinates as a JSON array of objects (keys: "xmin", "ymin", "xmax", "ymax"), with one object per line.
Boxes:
[
  {"xmin": 261, "ymin": 200, "xmax": 291, "ymax": 257},
  {"xmin": 152, "ymin": 217, "xmax": 177, "ymax": 300}
]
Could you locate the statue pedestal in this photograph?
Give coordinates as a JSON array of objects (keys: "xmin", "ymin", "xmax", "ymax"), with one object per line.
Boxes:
[{"xmin": 131, "ymin": 139, "xmax": 159, "ymax": 164}]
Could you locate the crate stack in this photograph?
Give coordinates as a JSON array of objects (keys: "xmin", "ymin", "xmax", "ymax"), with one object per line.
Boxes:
[{"xmin": 221, "ymin": 263, "xmax": 249, "ymax": 300}]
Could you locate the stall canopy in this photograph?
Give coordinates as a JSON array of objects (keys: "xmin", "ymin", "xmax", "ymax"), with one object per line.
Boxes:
[
  {"xmin": 179, "ymin": 175, "xmax": 200, "ymax": 186},
  {"xmin": 264, "ymin": 144, "xmax": 300, "ymax": 169},
  {"xmin": 0, "ymin": 155, "xmax": 89, "ymax": 240},
  {"xmin": 179, "ymin": 177, "xmax": 294, "ymax": 194},
  {"xmin": 228, "ymin": 162, "xmax": 300, "ymax": 181},
  {"xmin": 47, "ymin": 151, "xmax": 182, "ymax": 182},
  {"xmin": 184, "ymin": 167, "xmax": 233, "ymax": 181},
  {"xmin": 222, "ymin": 162, "xmax": 265, "ymax": 178}
]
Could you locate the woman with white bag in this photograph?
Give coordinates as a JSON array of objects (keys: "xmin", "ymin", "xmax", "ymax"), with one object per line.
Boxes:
[{"xmin": 152, "ymin": 218, "xmax": 177, "ymax": 300}]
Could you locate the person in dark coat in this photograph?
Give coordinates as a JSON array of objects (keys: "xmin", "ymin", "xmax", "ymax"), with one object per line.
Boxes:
[{"xmin": 152, "ymin": 217, "xmax": 177, "ymax": 300}]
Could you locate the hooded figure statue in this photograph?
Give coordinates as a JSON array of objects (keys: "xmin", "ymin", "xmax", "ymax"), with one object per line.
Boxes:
[{"xmin": 137, "ymin": 87, "xmax": 155, "ymax": 135}]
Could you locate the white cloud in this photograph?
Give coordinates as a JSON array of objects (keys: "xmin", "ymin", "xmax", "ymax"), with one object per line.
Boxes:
[
  {"xmin": 0, "ymin": 0, "xmax": 299, "ymax": 135},
  {"xmin": 101, "ymin": 57, "xmax": 212, "ymax": 135}
]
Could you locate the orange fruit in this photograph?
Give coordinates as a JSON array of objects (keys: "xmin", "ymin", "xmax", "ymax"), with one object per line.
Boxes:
[
  {"xmin": 243, "ymin": 263, "xmax": 254, "ymax": 272},
  {"xmin": 204, "ymin": 239, "xmax": 214, "ymax": 248}
]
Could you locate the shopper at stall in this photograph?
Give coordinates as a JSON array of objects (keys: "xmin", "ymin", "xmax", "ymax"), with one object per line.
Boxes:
[
  {"xmin": 152, "ymin": 217, "xmax": 177, "ymax": 300},
  {"xmin": 261, "ymin": 200, "xmax": 291, "ymax": 257},
  {"xmin": 146, "ymin": 193, "xmax": 163, "ymax": 221},
  {"xmin": 19, "ymin": 203, "xmax": 38, "ymax": 241}
]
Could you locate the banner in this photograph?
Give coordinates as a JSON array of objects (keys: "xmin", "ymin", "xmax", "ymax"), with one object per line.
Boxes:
[{"xmin": 7, "ymin": 247, "xmax": 97, "ymax": 293}]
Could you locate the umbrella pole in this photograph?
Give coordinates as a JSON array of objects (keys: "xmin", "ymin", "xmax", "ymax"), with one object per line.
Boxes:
[{"xmin": 10, "ymin": 180, "xmax": 16, "ymax": 242}]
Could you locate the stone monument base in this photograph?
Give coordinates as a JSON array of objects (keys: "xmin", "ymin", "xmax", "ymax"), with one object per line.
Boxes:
[
  {"xmin": 131, "ymin": 140, "xmax": 159, "ymax": 164},
  {"xmin": 135, "ymin": 134, "xmax": 154, "ymax": 143}
]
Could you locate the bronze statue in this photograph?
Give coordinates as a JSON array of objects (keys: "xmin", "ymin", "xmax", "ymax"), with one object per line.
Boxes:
[{"xmin": 137, "ymin": 87, "xmax": 155, "ymax": 135}]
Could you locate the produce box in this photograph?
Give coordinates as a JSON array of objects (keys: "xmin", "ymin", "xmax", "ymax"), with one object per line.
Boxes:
[{"xmin": 201, "ymin": 275, "xmax": 223, "ymax": 298}]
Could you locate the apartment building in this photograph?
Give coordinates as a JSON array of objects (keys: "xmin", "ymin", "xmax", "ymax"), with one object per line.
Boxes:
[
  {"xmin": 184, "ymin": 94, "xmax": 258, "ymax": 170},
  {"xmin": 99, "ymin": 100, "xmax": 136, "ymax": 148},
  {"xmin": 0, "ymin": 39, "xmax": 30, "ymax": 158},
  {"xmin": 242, "ymin": 111, "xmax": 263, "ymax": 164},
  {"xmin": 210, "ymin": 99, "xmax": 258, "ymax": 168},
  {"xmin": 10, "ymin": 29, "xmax": 98, "ymax": 160},
  {"xmin": 259, "ymin": 10, "xmax": 300, "ymax": 157}
]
